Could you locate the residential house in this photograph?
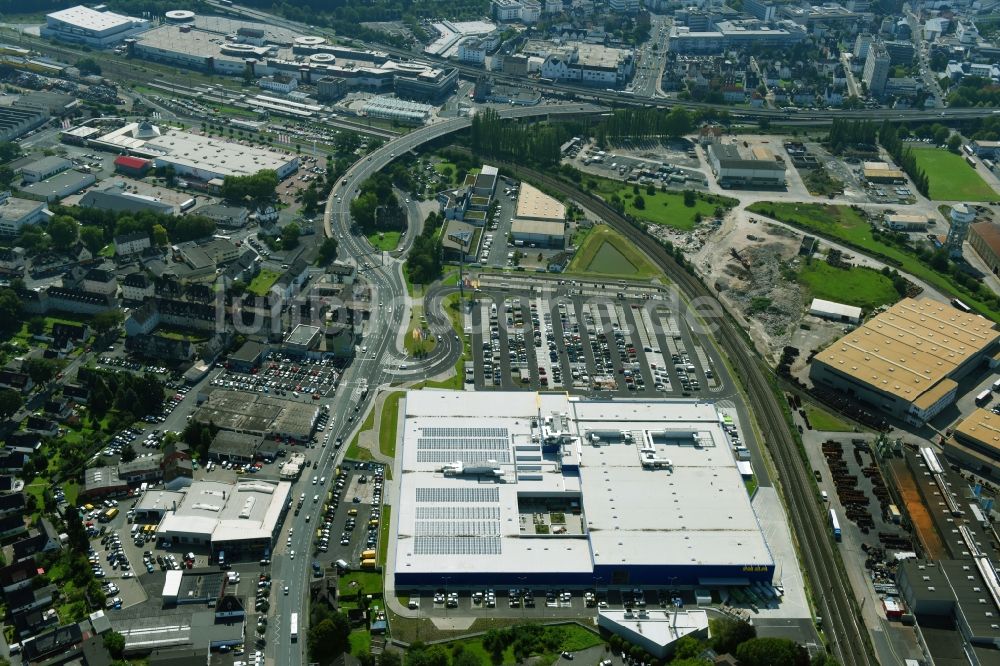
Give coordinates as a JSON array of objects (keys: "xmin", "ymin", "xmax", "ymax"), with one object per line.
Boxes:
[
  {"xmin": 26, "ymin": 415, "xmax": 58, "ymax": 437},
  {"xmin": 117, "ymin": 454, "xmax": 164, "ymax": 484},
  {"xmin": 44, "ymin": 396, "xmax": 72, "ymax": 420},
  {"xmin": 12, "ymin": 518, "xmax": 61, "ymax": 561},
  {"xmin": 0, "ymin": 513, "xmax": 26, "ymax": 538},
  {"xmin": 62, "ymin": 383, "xmax": 90, "ymax": 405},
  {"xmin": 19, "ymin": 622, "xmax": 82, "ymax": 663},
  {"xmin": 125, "ymin": 334, "xmax": 194, "ymax": 362},
  {"xmin": 5, "ymin": 583, "xmax": 55, "ymax": 615},
  {"xmin": 51, "ymin": 322, "xmax": 89, "ymax": 348},
  {"xmin": 122, "ymin": 272, "xmax": 154, "ymax": 302},
  {"xmin": 124, "ymin": 300, "xmax": 159, "ymax": 337},
  {"xmin": 0, "ymin": 369, "xmax": 32, "ymax": 394},
  {"xmin": 0, "ymin": 247, "xmax": 26, "ymax": 274},
  {"xmin": 0, "ymin": 491, "xmax": 26, "ymax": 518},
  {"xmin": 114, "ymin": 231, "xmax": 152, "ymax": 257},
  {"xmin": 82, "ymin": 268, "xmax": 118, "ymax": 296},
  {"xmin": 12, "ymin": 607, "xmax": 58, "ymax": 639},
  {"xmin": 0, "ymin": 556, "xmax": 38, "ymax": 594}
]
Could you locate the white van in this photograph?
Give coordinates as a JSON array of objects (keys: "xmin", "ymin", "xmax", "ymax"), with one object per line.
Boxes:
[{"xmin": 821, "ymin": 491, "xmax": 829, "ymax": 502}]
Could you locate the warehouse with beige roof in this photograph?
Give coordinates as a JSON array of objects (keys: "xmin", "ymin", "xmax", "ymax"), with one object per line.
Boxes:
[
  {"xmin": 944, "ymin": 408, "xmax": 1000, "ymax": 478},
  {"xmin": 809, "ymin": 298, "xmax": 999, "ymax": 425}
]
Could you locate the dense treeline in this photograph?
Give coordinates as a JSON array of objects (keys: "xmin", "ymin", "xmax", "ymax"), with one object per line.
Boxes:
[
  {"xmin": 470, "ymin": 108, "xmax": 567, "ymax": 167},
  {"xmin": 595, "ymin": 107, "xmax": 695, "ymax": 146},
  {"xmin": 826, "ymin": 119, "xmax": 877, "ymax": 155},
  {"xmin": 220, "ymin": 170, "xmax": 278, "ymax": 208},
  {"xmin": 405, "ymin": 212, "xmax": 443, "ymax": 285},
  {"xmin": 945, "ymin": 76, "xmax": 1000, "ymax": 108},
  {"xmin": 76, "ymin": 367, "xmax": 165, "ymax": 423},
  {"xmin": 349, "ymin": 173, "xmax": 403, "ymax": 233},
  {"xmin": 878, "ymin": 122, "xmax": 929, "ymax": 197}
]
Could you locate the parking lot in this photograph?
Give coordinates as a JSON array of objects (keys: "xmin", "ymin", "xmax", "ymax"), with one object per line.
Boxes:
[
  {"xmin": 212, "ymin": 350, "xmax": 343, "ymax": 401},
  {"xmin": 469, "ymin": 286, "xmax": 723, "ymax": 397},
  {"xmin": 303, "ymin": 460, "xmax": 385, "ymax": 567}
]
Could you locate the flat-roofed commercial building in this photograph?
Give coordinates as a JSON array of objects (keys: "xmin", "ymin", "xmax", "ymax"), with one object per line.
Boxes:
[
  {"xmin": 863, "ymin": 161, "xmax": 906, "ymax": 183},
  {"xmin": 884, "ymin": 213, "xmax": 929, "ymax": 231},
  {"xmin": 192, "ymin": 389, "xmax": 318, "ymax": 442},
  {"xmin": 42, "ymin": 5, "xmax": 150, "ymax": 47},
  {"xmin": 20, "ymin": 156, "xmax": 71, "ymax": 184},
  {"xmin": 970, "ymin": 221, "xmax": 1000, "ymax": 275},
  {"xmin": 0, "ymin": 194, "xmax": 48, "ymax": 237},
  {"xmin": 390, "ymin": 391, "xmax": 774, "ymax": 588},
  {"xmin": 808, "ymin": 298, "xmax": 862, "ymax": 324},
  {"xmin": 511, "ymin": 218, "xmax": 566, "ymax": 248},
  {"xmin": 515, "ymin": 182, "xmax": 566, "ymax": 221},
  {"xmin": 810, "ymin": 298, "xmax": 999, "ymax": 425},
  {"xmin": 137, "ymin": 479, "xmax": 291, "ymax": 557},
  {"xmin": 944, "ymin": 408, "xmax": 1000, "ymax": 478},
  {"xmin": 707, "ymin": 142, "xmax": 786, "ymax": 188}
]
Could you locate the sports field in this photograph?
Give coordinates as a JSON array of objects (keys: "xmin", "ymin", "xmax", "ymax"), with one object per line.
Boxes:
[
  {"xmin": 566, "ymin": 225, "xmax": 663, "ymax": 279},
  {"xmin": 910, "ymin": 147, "xmax": 997, "ymax": 201}
]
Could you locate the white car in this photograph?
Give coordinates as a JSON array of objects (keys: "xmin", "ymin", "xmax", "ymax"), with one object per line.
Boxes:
[{"xmin": 289, "ymin": 550, "xmax": 295, "ymax": 559}]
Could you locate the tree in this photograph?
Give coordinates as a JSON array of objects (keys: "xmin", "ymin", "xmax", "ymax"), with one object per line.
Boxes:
[
  {"xmin": 307, "ymin": 612, "xmax": 351, "ymax": 663},
  {"xmin": 48, "ymin": 215, "xmax": 79, "ymax": 251},
  {"xmin": 947, "ymin": 134, "xmax": 962, "ymax": 153},
  {"xmin": 76, "ymin": 58, "xmax": 102, "ymax": 76},
  {"xmin": 0, "ymin": 389, "xmax": 22, "ymax": 418},
  {"xmin": 152, "ymin": 224, "xmax": 168, "ymax": 247},
  {"xmin": 27, "ymin": 316, "xmax": 45, "ymax": 335},
  {"xmin": 0, "ymin": 165, "xmax": 14, "ymax": 187},
  {"xmin": 710, "ymin": 617, "xmax": 756, "ymax": 654},
  {"xmin": 80, "ymin": 225, "xmax": 105, "ymax": 255},
  {"xmin": 103, "ymin": 631, "xmax": 125, "ymax": 659},
  {"xmin": 119, "ymin": 444, "xmax": 136, "ymax": 463},
  {"xmin": 735, "ymin": 638, "xmax": 808, "ymax": 666},
  {"xmin": 24, "ymin": 358, "xmax": 60, "ymax": 385},
  {"xmin": 0, "ymin": 289, "xmax": 20, "ymax": 333},
  {"xmin": 281, "ymin": 222, "xmax": 301, "ymax": 250},
  {"xmin": 633, "ymin": 194, "xmax": 646, "ymax": 210},
  {"xmin": 92, "ymin": 310, "xmax": 124, "ymax": 334},
  {"xmin": 318, "ymin": 237, "xmax": 339, "ymax": 265},
  {"xmin": 672, "ymin": 636, "xmax": 705, "ymax": 659},
  {"xmin": 932, "ymin": 125, "xmax": 950, "ymax": 146},
  {"xmin": 683, "ymin": 189, "xmax": 696, "ymax": 207}
]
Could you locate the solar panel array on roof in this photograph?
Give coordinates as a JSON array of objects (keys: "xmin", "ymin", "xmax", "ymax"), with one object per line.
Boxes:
[
  {"xmin": 415, "ymin": 506, "xmax": 501, "ymax": 520},
  {"xmin": 417, "ymin": 438, "xmax": 509, "ymax": 450},
  {"xmin": 415, "ymin": 487, "xmax": 500, "ymax": 502},
  {"xmin": 417, "ymin": 451, "xmax": 511, "ymax": 463},
  {"xmin": 415, "ymin": 520, "xmax": 501, "ymax": 536},
  {"xmin": 414, "ymin": 536, "xmax": 502, "ymax": 555},
  {"xmin": 421, "ymin": 427, "xmax": 509, "ymax": 437}
]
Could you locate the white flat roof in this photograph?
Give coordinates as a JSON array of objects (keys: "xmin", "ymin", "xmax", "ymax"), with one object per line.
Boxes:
[
  {"xmin": 515, "ymin": 182, "xmax": 566, "ymax": 221},
  {"xmin": 393, "ymin": 391, "xmax": 773, "ymax": 580},
  {"xmin": 809, "ymin": 298, "xmax": 862, "ymax": 320},
  {"xmin": 146, "ymin": 129, "xmax": 297, "ymax": 178},
  {"xmin": 48, "ymin": 5, "xmax": 134, "ymax": 32},
  {"xmin": 156, "ymin": 479, "xmax": 291, "ymax": 545}
]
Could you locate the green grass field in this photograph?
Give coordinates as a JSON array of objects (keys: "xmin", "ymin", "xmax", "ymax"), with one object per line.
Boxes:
[
  {"xmin": 797, "ymin": 261, "xmax": 900, "ymax": 311},
  {"xmin": 910, "ymin": 147, "xmax": 997, "ymax": 201},
  {"xmin": 589, "ymin": 176, "xmax": 735, "ymax": 230},
  {"xmin": 804, "ymin": 403, "xmax": 856, "ymax": 432},
  {"xmin": 338, "ymin": 571, "xmax": 383, "ymax": 597},
  {"xmin": 443, "ymin": 624, "xmax": 603, "ymax": 665},
  {"xmin": 747, "ymin": 201, "xmax": 1000, "ymax": 321},
  {"xmin": 379, "ymin": 392, "xmax": 403, "ymax": 458},
  {"xmin": 247, "ymin": 268, "xmax": 281, "ymax": 296},
  {"xmin": 566, "ymin": 226, "xmax": 663, "ymax": 279},
  {"xmin": 367, "ymin": 230, "xmax": 401, "ymax": 251}
]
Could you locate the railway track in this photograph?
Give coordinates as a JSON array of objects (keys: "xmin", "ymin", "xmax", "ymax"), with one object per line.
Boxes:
[{"xmin": 503, "ymin": 163, "xmax": 875, "ymax": 666}]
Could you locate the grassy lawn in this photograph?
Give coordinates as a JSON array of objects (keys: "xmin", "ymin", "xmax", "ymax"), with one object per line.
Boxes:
[
  {"xmin": 442, "ymin": 624, "xmax": 602, "ymax": 665},
  {"xmin": 345, "ymin": 405, "xmax": 377, "ymax": 462},
  {"xmin": 910, "ymin": 147, "xmax": 997, "ymax": 201},
  {"xmin": 377, "ymin": 506, "xmax": 391, "ymax": 566},
  {"xmin": 99, "ymin": 244, "xmax": 115, "ymax": 258},
  {"xmin": 566, "ymin": 225, "xmax": 664, "ymax": 280},
  {"xmin": 796, "ymin": 260, "xmax": 900, "ymax": 311},
  {"xmin": 588, "ymin": 175, "xmax": 736, "ymax": 230},
  {"xmin": 747, "ymin": 201, "xmax": 1000, "ymax": 321},
  {"xmin": 247, "ymin": 268, "xmax": 281, "ymax": 296},
  {"xmin": 804, "ymin": 403, "xmax": 856, "ymax": 432},
  {"xmin": 744, "ymin": 475, "xmax": 759, "ymax": 496},
  {"xmin": 338, "ymin": 571, "xmax": 383, "ymax": 597},
  {"xmin": 379, "ymin": 393, "xmax": 403, "ymax": 458},
  {"xmin": 349, "ymin": 629, "xmax": 372, "ymax": 656},
  {"xmin": 367, "ymin": 230, "xmax": 401, "ymax": 251}
]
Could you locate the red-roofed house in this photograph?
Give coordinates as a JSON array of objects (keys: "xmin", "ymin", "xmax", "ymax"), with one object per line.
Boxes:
[{"xmin": 114, "ymin": 155, "xmax": 151, "ymax": 177}]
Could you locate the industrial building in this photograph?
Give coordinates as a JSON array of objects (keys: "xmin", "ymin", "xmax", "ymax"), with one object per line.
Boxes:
[
  {"xmin": 668, "ymin": 19, "xmax": 806, "ymax": 54},
  {"xmin": 390, "ymin": 391, "xmax": 774, "ymax": 588},
  {"xmin": 862, "ymin": 161, "xmax": 906, "ymax": 183},
  {"xmin": 810, "ymin": 298, "xmax": 999, "ymax": 426},
  {"xmin": 441, "ymin": 220, "xmax": 478, "ymax": 261},
  {"xmin": 944, "ymin": 408, "xmax": 1000, "ymax": 479},
  {"xmin": 540, "ymin": 43, "xmax": 635, "ymax": 86},
  {"xmin": 134, "ymin": 479, "xmax": 291, "ymax": 557},
  {"xmin": 514, "ymin": 182, "xmax": 566, "ymax": 222},
  {"xmin": 20, "ymin": 171, "xmax": 96, "ymax": 202},
  {"xmin": 883, "ymin": 213, "xmax": 929, "ymax": 231},
  {"xmin": 598, "ymin": 609, "xmax": 710, "ymax": 659},
  {"xmin": 510, "ymin": 219, "xmax": 566, "ymax": 248},
  {"xmin": 0, "ymin": 194, "xmax": 48, "ymax": 236},
  {"xmin": 0, "ymin": 106, "xmax": 48, "ymax": 142},
  {"xmin": 969, "ymin": 221, "xmax": 1000, "ymax": 276},
  {"xmin": 20, "ymin": 156, "xmax": 71, "ymax": 184},
  {"xmin": 93, "ymin": 124, "xmax": 299, "ymax": 183},
  {"xmin": 362, "ymin": 96, "xmax": 433, "ymax": 125},
  {"xmin": 808, "ymin": 298, "xmax": 862, "ymax": 324},
  {"xmin": 706, "ymin": 142, "xmax": 786, "ymax": 188},
  {"xmin": 192, "ymin": 389, "xmax": 319, "ymax": 442},
  {"xmin": 41, "ymin": 5, "xmax": 150, "ymax": 47}
]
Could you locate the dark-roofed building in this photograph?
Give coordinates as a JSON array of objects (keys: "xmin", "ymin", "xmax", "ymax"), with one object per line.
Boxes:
[
  {"xmin": 0, "ymin": 513, "xmax": 26, "ymax": 538},
  {"xmin": 125, "ymin": 333, "xmax": 194, "ymax": 362},
  {"xmin": 51, "ymin": 321, "xmax": 89, "ymax": 344},
  {"xmin": 229, "ymin": 340, "xmax": 267, "ymax": 373},
  {"xmin": 0, "ymin": 556, "xmax": 37, "ymax": 593},
  {"xmin": 12, "ymin": 606, "xmax": 58, "ymax": 639},
  {"xmin": 215, "ymin": 594, "xmax": 245, "ymax": 621},
  {"xmin": 81, "ymin": 186, "xmax": 174, "ymax": 215},
  {"xmin": 115, "ymin": 230, "xmax": 152, "ymax": 257},
  {"xmin": 273, "ymin": 257, "xmax": 309, "ymax": 298},
  {"xmin": 26, "ymin": 414, "xmax": 57, "ymax": 436},
  {"xmin": 118, "ymin": 454, "xmax": 163, "ymax": 484},
  {"xmin": 197, "ymin": 203, "xmax": 249, "ymax": 228},
  {"xmin": 43, "ymin": 395, "xmax": 71, "ymax": 418},
  {"xmin": 12, "ymin": 519, "xmax": 60, "ymax": 561},
  {"xmin": 44, "ymin": 286, "xmax": 118, "ymax": 315},
  {"xmin": 209, "ymin": 431, "xmax": 263, "ymax": 464},
  {"xmin": 20, "ymin": 622, "xmax": 83, "ymax": 663},
  {"xmin": 222, "ymin": 249, "xmax": 258, "ymax": 285},
  {"xmin": 83, "ymin": 267, "xmax": 117, "ymax": 295},
  {"xmin": 707, "ymin": 141, "xmax": 786, "ymax": 188},
  {"xmin": 123, "ymin": 272, "xmax": 154, "ymax": 302},
  {"xmin": 0, "ymin": 475, "xmax": 22, "ymax": 493},
  {"xmin": 63, "ymin": 383, "xmax": 90, "ymax": 404},
  {"xmin": 125, "ymin": 300, "xmax": 159, "ymax": 337},
  {"xmin": 0, "ymin": 369, "xmax": 32, "ymax": 393},
  {"xmin": 0, "ymin": 491, "xmax": 26, "ymax": 517},
  {"xmin": 6, "ymin": 583, "xmax": 54, "ymax": 616},
  {"xmin": 0, "ymin": 450, "xmax": 30, "ymax": 472},
  {"xmin": 81, "ymin": 467, "xmax": 127, "ymax": 500}
]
